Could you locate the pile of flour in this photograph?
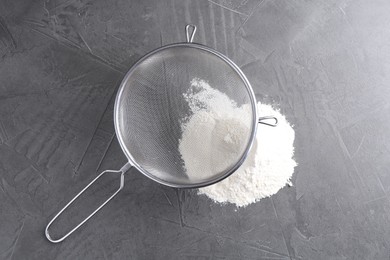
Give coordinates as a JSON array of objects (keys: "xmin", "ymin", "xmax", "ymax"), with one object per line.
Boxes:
[
  {"xmin": 179, "ymin": 78, "xmax": 252, "ymax": 182},
  {"xmin": 179, "ymin": 78, "xmax": 297, "ymax": 207}
]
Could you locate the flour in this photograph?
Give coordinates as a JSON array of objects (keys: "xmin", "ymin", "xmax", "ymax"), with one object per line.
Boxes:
[
  {"xmin": 179, "ymin": 79, "xmax": 252, "ymax": 182},
  {"xmin": 179, "ymin": 78, "xmax": 297, "ymax": 207}
]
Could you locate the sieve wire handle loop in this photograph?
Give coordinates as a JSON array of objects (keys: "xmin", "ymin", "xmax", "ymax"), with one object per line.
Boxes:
[
  {"xmin": 45, "ymin": 163, "xmax": 132, "ymax": 243},
  {"xmin": 258, "ymin": 116, "xmax": 278, "ymax": 127},
  {"xmin": 185, "ymin": 24, "xmax": 197, "ymax": 43}
]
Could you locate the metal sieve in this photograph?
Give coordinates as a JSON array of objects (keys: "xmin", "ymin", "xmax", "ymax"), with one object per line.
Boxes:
[{"xmin": 45, "ymin": 25, "xmax": 278, "ymax": 243}]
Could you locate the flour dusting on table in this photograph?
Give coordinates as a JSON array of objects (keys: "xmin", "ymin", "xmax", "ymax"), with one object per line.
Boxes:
[{"xmin": 179, "ymin": 78, "xmax": 297, "ymax": 207}]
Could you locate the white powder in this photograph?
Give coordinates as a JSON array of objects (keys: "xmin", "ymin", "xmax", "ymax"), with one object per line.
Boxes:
[
  {"xmin": 179, "ymin": 78, "xmax": 297, "ymax": 207},
  {"xmin": 179, "ymin": 78, "xmax": 252, "ymax": 182}
]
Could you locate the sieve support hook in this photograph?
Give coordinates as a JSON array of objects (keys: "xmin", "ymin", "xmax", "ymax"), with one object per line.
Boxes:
[
  {"xmin": 186, "ymin": 24, "xmax": 197, "ymax": 43},
  {"xmin": 258, "ymin": 116, "xmax": 278, "ymax": 127},
  {"xmin": 45, "ymin": 163, "xmax": 132, "ymax": 243}
]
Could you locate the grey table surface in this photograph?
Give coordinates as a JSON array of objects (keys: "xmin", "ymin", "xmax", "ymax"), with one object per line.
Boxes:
[{"xmin": 1, "ymin": 0, "xmax": 390, "ymax": 259}]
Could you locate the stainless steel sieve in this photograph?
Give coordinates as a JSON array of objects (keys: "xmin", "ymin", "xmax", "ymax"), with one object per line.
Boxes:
[{"xmin": 45, "ymin": 25, "xmax": 278, "ymax": 243}]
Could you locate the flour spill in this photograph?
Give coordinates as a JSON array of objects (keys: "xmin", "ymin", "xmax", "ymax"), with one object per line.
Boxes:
[{"xmin": 179, "ymin": 78, "xmax": 297, "ymax": 207}]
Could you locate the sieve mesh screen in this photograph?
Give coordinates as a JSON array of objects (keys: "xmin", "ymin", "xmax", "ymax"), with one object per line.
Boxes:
[{"xmin": 115, "ymin": 44, "xmax": 256, "ymax": 186}]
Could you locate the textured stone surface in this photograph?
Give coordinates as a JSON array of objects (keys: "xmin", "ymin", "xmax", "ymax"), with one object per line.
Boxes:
[{"xmin": 1, "ymin": 0, "xmax": 390, "ymax": 259}]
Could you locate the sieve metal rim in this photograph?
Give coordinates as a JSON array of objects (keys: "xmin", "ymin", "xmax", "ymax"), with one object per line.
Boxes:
[{"xmin": 113, "ymin": 42, "xmax": 259, "ymax": 188}]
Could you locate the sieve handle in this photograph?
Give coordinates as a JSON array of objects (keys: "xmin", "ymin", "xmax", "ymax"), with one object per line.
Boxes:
[
  {"xmin": 45, "ymin": 163, "xmax": 132, "ymax": 243},
  {"xmin": 258, "ymin": 116, "xmax": 278, "ymax": 127},
  {"xmin": 186, "ymin": 24, "xmax": 197, "ymax": 43}
]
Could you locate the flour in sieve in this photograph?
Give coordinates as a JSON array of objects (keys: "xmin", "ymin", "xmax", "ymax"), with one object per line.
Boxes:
[
  {"xmin": 179, "ymin": 78, "xmax": 252, "ymax": 182},
  {"xmin": 179, "ymin": 78, "xmax": 297, "ymax": 207}
]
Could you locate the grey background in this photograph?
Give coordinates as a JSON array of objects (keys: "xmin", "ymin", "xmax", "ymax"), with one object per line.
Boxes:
[{"xmin": 1, "ymin": 0, "xmax": 390, "ymax": 259}]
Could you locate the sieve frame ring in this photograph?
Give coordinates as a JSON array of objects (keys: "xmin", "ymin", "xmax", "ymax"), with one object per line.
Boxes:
[{"xmin": 114, "ymin": 42, "xmax": 258, "ymax": 189}]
